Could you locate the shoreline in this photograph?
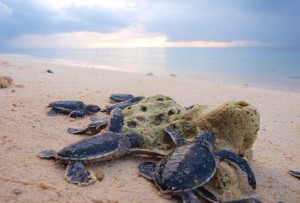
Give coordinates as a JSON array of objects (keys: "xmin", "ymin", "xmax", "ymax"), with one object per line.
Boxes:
[
  {"xmin": 1, "ymin": 53, "xmax": 299, "ymax": 93},
  {"xmin": 0, "ymin": 56, "xmax": 299, "ymax": 202}
]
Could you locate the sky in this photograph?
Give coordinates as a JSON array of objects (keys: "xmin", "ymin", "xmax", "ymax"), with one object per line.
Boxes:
[{"xmin": 0, "ymin": 0, "xmax": 299, "ymax": 49}]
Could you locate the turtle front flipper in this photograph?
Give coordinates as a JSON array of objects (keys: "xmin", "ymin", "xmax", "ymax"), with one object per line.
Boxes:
[
  {"xmin": 69, "ymin": 109, "xmax": 86, "ymax": 118},
  {"xmin": 38, "ymin": 150, "xmax": 57, "ymax": 159},
  {"xmin": 67, "ymin": 128, "xmax": 88, "ymax": 135},
  {"xmin": 138, "ymin": 162, "xmax": 156, "ymax": 180},
  {"xmin": 47, "ymin": 109, "xmax": 58, "ymax": 116},
  {"xmin": 65, "ymin": 161, "xmax": 96, "ymax": 186},
  {"xmin": 108, "ymin": 108, "xmax": 124, "ymax": 133},
  {"xmin": 213, "ymin": 150, "xmax": 256, "ymax": 189},
  {"xmin": 165, "ymin": 126, "xmax": 187, "ymax": 147},
  {"xmin": 193, "ymin": 187, "xmax": 218, "ymax": 203},
  {"xmin": 288, "ymin": 170, "xmax": 300, "ymax": 178}
]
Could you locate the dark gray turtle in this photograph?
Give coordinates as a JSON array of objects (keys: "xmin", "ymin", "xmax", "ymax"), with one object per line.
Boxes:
[
  {"xmin": 288, "ymin": 170, "xmax": 300, "ymax": 179},
  {"xmin": 39, "ymin": 108, "xmax": 165, "ymax": 186},
  {"xmin": 109, "ymin": 94, "xmax": 134, "ymax": 104},
  {"xmin": 47, "ymin": 100, "xmax": 100, "ymax": 118},
  {"xmin": 138, "ymin": 126, "xmax": 256, "ymax": 203},
  {"xmin": 104, "ymin": 96, "xmax": 145, "ymax": 114},
  {"xmin": 67, "ymin": 116, "xmax": 110, "ymax": 135}
]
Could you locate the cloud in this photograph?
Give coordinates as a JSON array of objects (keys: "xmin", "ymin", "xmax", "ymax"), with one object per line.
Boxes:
[
  {"xmin": 144, "ymin": 0, "xmax": 300, "ymax": 47},
  {"xmin": 0, "ymin": 0, "xmax": 136, "ymax": 40},
  {"xmin": 0, "ymin": 1, "xmax": 13, "ymax": 17},
  {"xmin": 1, "ymin": 0, "xmax": 300, "ymax": 48}
]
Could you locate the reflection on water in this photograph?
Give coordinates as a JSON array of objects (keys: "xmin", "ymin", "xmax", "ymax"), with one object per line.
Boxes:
[{"xmin": 1, "ymin": 47, "xmax": 300, "ymax": 91}]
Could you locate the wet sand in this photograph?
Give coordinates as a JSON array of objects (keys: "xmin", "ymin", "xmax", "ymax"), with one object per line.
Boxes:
[{"xmin": 0, "ymin": 55, "xmax": 299, "ymax": 203}]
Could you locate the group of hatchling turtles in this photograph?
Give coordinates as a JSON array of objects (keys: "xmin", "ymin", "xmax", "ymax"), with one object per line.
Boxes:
[{"xmin": 39, "ymin": 94, "xmax": 299, "ymax": 203}]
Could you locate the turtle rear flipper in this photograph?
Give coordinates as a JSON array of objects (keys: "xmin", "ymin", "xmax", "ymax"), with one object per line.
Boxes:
[
  {"xmin": 69, "ymin": 109, "xmax": 86, "ymax": 118},
  {"xmin": 138, "ymin": 162, "xmax": 156, "ymax": 180},
  {"xmin": 129, "ymin": 148, "xmax": 166, "ymax": 158},
  {"xmin": 223, "ymin": 198, "xmax": 262, "ymax": 203},
  {"xmin": 194, "ymin": 187, "xmax": 218, "ymax": 203},
  {"xmin": 67, "ymin": 128, "xmax": 88, "ymax": 135},
  {"xmin": 214, "ymin": 150, "xmax": 256, "ymax": 189},
  {"xmin": 38, "ymin": 150, "xmax": 57, "ymax": 159},
  {"xmin": 165, "ymin": 126, "xmax": 187, "ymax": 147},
  {"xmin": 47, "ymin": 109, "xmax": 58, "ymax": 116},
  {"xmin": 180, "ymin": 191, "xmax": 199, "ymax": 203},
  {"xmin": 289, "ymin": 170, "xmax": 300, "ymax": 178},
  {"xmin": 65, "ymin": 161, "xmax": 96, "ymax": 186}
]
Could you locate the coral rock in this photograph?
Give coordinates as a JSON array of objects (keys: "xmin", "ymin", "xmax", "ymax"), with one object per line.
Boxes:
[{"xmin": 122, "ymin": 94, "xmax": 186, "ymax": 149}]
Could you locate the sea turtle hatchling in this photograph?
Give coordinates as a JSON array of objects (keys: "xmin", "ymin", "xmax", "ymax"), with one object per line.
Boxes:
[
  {"xmin": 39, "ymin": 108, "xmax": 165, "ymax": 185},
  {"xmin": 138, "ymin": 126, "xmax": 256, "ymax": 203},
  {"xmin": 47, "ymin": 100, "xmax": 101, "ymax": 118},
  {"xmin": 103, "ymin": 96, "xmax": 145, "ymax": 114},
  {"xmin": 109, "ymin": 94, "xmax": 134, "ymax": 104}
]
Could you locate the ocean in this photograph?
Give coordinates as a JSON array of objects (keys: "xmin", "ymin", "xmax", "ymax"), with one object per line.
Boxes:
[{"xmin": 1, "ymin": 48, "xmax": 300, "ymax": 92}]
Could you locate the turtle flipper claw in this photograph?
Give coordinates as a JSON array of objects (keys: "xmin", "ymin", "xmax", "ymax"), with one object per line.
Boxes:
[{"xmin": 65, "ymin": 161, "xmax": 96, "ymax": 186}]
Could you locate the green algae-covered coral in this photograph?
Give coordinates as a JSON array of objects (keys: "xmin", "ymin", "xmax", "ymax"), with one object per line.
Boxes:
[
  {"xmin": 122, "ymin": 94, "xmax": 186, "ymax": 149},
  {"xmin": 172, "ymin": 101, "xmax": 260, "ymax": 160}
]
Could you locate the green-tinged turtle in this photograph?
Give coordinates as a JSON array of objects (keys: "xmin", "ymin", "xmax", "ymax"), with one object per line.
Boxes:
[
  {"xmin": 39, "ymin": 108, "xmax": 166, "ymax": 186},
  {"xmin": 47, "ymin": 100, "xmax": 100, "ymax": 118},
  {"xmin": 138, "ymin": 126, "xmax": 256, "ymax": 203},
  {"xmin": 103, "ymin": 96, "xmax": 145, "ymax": 114},
  {"xmin": 288, "ymin": 170, "xmax": 300, "ymax": 179},
  {"xmin": 109, "ymin": 94, "xmax": 134, "ymax": 103}
]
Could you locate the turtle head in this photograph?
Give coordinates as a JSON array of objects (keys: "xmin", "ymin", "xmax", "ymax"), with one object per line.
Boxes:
[
  {"xmin": 125, "ymin": 133, "xmax": 144, "ymax": 149},
  {"xmin": 194, "ymin": 131, "xmax": 216, "ymax": 149},
  {"xmin": 86, "ymin": 105, "xmax": 101, "ymax": 114}
]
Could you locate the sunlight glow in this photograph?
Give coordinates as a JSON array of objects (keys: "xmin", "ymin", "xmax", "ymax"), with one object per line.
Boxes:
[{"xmin": 12, "ymin": 29, "xmax": 264, "ymax": 49}]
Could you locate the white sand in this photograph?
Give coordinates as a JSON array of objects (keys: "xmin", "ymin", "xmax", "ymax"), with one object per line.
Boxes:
[{"xmin": 0, "ymin": 55, "xmax": 299, "ymax": 203}]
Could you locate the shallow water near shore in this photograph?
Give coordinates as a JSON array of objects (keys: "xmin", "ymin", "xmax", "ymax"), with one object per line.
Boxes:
[{"xmin": 2, "ymin": 47, "xmax": 300, "ymax": 92}]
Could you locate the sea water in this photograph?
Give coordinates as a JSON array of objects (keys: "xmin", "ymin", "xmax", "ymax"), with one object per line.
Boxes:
[{"xmin": 1, "ymin": 48, "xmax": 300, "ymax": 92}]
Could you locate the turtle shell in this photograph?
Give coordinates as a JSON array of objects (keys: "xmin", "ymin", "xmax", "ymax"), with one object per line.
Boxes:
[
  {"xmin": 57, "ymin": 133, "xmax": 123, "ymax": 161},
  {"xmin": 49, "ymin": 101, "xmax": 85, "ymax": 112},
  {"xmin": 154, "ymin": 142, "xmax": 217, "ymax": 193}
]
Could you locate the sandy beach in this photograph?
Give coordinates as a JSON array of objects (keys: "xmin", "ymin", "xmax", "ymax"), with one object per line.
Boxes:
[{"xmin": 0, "ymin": 55, "xmax": 299, "ymax": 203}]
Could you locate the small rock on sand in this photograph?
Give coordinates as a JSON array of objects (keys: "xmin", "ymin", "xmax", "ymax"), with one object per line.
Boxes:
[
  {"xmin": 0, "ymin": 76, "xmax": 13, "ymax": 88},
  {"xmin": 95, "ymin": 171, "xmax": 105, "ymax": 181}
]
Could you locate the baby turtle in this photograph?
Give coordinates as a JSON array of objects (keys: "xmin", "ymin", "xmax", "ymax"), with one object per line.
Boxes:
[
  {"xmin": 109, "ymin": 94, "xmax": 134, "ymax": 103},
  {"xmin": 47, "ymin": 100, "xmax": 100, "ymax": 118},
  {"xmin": 138, "ymin": 126, "xmax": 256, "ymax": 203},
  {"xmin": 67, "ymin": 116, "xmax": 110, "ymax": 135},
  {"xmin": 39, "ymin": 108, "xmax": 165, "ymax": 186},
  {"xmin": 104, "ymin": 96, "xmax": 145, "ymax": 114},
  {"xmin": 288, "ymin": 170, "xmax": 300, "ymax": 179}
]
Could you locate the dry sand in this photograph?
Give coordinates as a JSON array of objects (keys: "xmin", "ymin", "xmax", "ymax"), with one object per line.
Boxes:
[{"xmin": 0, "ymin": 55, "xmax": 299, "ymax": 203}]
